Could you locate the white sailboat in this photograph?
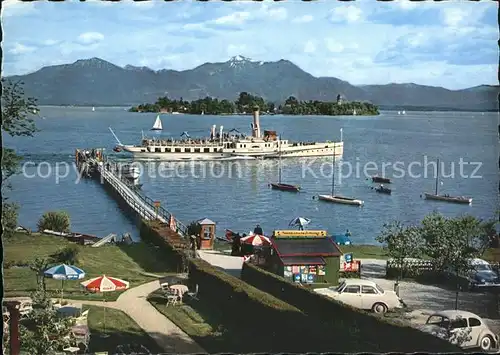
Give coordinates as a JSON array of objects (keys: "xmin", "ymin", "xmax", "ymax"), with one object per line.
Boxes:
[
  {"xmin": 397, "ymin": 111, "xmax": 401, "ymax": 115},
  {"xmin": 402, "ymin": 110, "xmax": 406, "ymax": 115},
  {"xmin": 317, "ymin": 143, "xmax": 364, "ymax": 206},
  {"xmin": 423, "ymin": 158, "xmax": 472, "ymax": 204},
  {"xmin": 353, "ymin": 109, "xmax": 357, "ymax": 116},
  {"xmin": 151, "ymin": 115, "xmax": 163, "ymax": 131},
  {"xmin": 92, "ymin": 107, "xmax": 95, "ymax": 112}
]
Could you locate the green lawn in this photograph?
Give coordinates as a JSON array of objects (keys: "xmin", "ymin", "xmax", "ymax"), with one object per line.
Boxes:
[
  {"xmin": 339, "ymin": 244, "xmax": 389, "ymax": 259},
  {"xmin": 148, "ymin": 290, "xmax": 260, "ymax": 353},
  {"xmin": 85, "ymin": 305, "xmax": 162, "ymax": 354},
  {"xmin": 4, "ymin": 232, "xmax": 176, "ymax": 300}
]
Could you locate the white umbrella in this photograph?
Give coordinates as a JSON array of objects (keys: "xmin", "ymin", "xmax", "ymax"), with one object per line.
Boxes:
[
  {"xmin": 289, "ymin": 217, "xmax": 311, "ymax": 228},
  {"xmin": 240, "ymin": 234, "xmax": 271, "ymax": 246}
]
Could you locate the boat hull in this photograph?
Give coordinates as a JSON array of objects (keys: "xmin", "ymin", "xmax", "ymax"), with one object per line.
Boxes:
[
  {"xmin": 374, "ymin": 188, "xmax": 391, "ymax": 195},
  {"xmin": 372, "ymin": 176, "xmax": 391, "ymax": 184},
  {"xmin": 270, "ymin": 183, "xmax": 300, "ymax": 192},
  {"xmin": 318, "ymin": 195, "xmax": 364, "ymax": 206},
  {"xmin": 424, "ymin": 193, "xmax": 472, "ymax": 204},
  {"xmin": 150, "ymin": 128, "xmax": 162, "ymax": 131}
]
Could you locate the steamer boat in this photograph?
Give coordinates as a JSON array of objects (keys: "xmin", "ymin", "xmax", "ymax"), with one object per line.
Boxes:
[{"xmin": 110, "ymin": 108, "xmax": 343, "ymax": 161}]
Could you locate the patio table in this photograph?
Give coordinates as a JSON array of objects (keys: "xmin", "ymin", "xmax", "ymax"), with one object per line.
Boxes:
[{"xmin": 57, "ymin": 306, "xmax": 82, "ymax": 318}]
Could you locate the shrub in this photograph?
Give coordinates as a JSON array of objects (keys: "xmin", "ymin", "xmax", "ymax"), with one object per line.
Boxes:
[
  {"xmin": 37, "ymin": 211, "xmax": 71, "ymax": 233},
  {"xmin": 50, "ymin": 245, "xmax": 80, "ymax": 265},
  {"xmin": 241, "ymin": 262, "xmax": 460, "ymax": 353},
  {"xmin": 2, "ymin": 202, "xmax": 19, "ymax": 238}
]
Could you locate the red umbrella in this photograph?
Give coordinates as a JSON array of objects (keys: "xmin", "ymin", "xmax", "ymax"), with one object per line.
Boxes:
[
  {"xmin": 81, "ymin": 275, "xmax": 130, "ymax": 335},
  {"xmin": 240, "ymin": 234, "xmax": 271, "ymax": 246}
]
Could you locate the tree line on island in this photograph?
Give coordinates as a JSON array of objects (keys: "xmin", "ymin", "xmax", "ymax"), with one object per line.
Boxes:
[{"xmin": 129, "ymin": 92, "xmax": 380, "ymax": 116}]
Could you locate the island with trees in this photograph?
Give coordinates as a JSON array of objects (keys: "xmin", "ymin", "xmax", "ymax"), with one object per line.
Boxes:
[{"xmin": 129, "ymin": 92, "xmax": 379, "ymax": 116}]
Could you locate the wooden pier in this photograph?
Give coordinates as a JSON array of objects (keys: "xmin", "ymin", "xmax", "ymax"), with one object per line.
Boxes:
[{"xmin": 75, "ymin": 149, "xmax": 188, "ymax": 242}]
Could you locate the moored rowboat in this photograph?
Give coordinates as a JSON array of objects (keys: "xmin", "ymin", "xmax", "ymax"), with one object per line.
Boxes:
[
  {"xmin": 371, "ymin": 176, "xmax": 391, "ymax": 184},
  {"xmin": 270, "ymin": 183, "xmax": 300, "ymax": 192}
]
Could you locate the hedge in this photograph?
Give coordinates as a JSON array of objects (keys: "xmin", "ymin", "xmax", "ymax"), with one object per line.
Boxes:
[
  {"xmin": 241, "ymin": 262, "xmax": 460, "ymax": 353},
  {"xmin": 141, "ymin": 220, "xmax": 375, "ymax": 352}
]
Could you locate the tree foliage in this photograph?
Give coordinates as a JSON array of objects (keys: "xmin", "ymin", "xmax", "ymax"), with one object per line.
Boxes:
[
  {"xmin": 1, "ymin": 79, "xmax": 39, "ymax": 235},
  {"xmin": 129, "ymin": 91, "xmax": 380, "ymax": 116},
  {"xmin": 376, "ymin": 221, "xmax": 424, "ymax": 268},
  {"xmin": 20, "ymin": 284, "xmax": 74, "ymax": 355},
  {"xmin": 29, "ymin": 257, "xmax": 52, "ymax": 291},
  {"xmin": 37, "ymin": 211, "xmax": 71, "ymax": 233}
]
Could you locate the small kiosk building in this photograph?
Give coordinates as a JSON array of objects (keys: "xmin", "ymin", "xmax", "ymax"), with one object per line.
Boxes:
[
  {"xmin": 268, "ymin": 230, "xmax": 343, "ymax": 285},
  {"xmin": 196, "ymin": 218, "xmax": 216, "ymax": 250}
]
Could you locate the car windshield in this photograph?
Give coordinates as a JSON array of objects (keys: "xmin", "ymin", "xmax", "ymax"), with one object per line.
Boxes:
[
  {"xmin": 331, "ymin": 282, "xmax": 345, "ymax": 292},
  {"xmin": 474, "ymin": 264, "xmax": 493, "ymax": 272},
  {"xmin": 375, "ymin": 284, "xmax": 385, "ymax": 294}
]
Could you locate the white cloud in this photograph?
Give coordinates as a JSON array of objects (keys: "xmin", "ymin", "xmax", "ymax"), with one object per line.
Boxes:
[
  {"xmin": 397, "ymin": 0, "xmax": 419, "ymax": 11},
  {"xmin": 325, "ymin": 39, "xmax": 344, "ymax": 53},
  {"xmin": 330, "ymin": 5, "xmax": 362, "ymax": 23},
  {"xmin": 442, "ymin": 8, "xmax": 466, "ymax": 27},
  {"xmin": 303, "ymin": 41, "xmax": 316, "ymax": 54},
  {"xmin": 9, "ymin": 43, "xmax": 36, "ymax": 55},
  {"xmin": 43, "ymin": 39, "xmax": 59, "ymax": 46},
  {"xmin": 213, "ymin": 11, "xmax": 250, "ymax": 25},
  {"xmin": 227, "ymin": 44, "xmax": 248, "ymax": 57},
  {"xmin": 292, "ymin": 15, "xmax": 314, "ymax": 24},
  {"xmin": 1, "ymin": 0, "xmax": 36, "ymax": 17},
  {"xmin": 267, "ymin": 8, "xmax": 287, "ymax": 21},
  {"xmin": 77, "ymin": 32, "xmax": 105, "ymax": 45},
  {"xmin": 182, "ymin": 23, "xmax": 205, "ymax": 31}
]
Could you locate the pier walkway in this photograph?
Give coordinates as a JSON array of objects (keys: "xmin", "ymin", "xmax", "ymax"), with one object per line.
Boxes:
[{"xmin": 77, "ymin": 153, "xmax": 188, "ymax": 238}]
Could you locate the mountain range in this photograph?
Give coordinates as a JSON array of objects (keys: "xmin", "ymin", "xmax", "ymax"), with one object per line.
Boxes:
[{"xmin": 6, "ymin": 56, "xmax": 498, "ymax": 110}]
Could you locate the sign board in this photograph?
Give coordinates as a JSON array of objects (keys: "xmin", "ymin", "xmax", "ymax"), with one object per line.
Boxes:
[
  {"xmin": 344, "ymin": 253, "xmax": 353, "ymax": 263},
  {"xmin": 154, "ymin": 201, "xmax": 161, "ymax": 208},
  {"xmin": 273, "ymin": 230, "xmax": 327, "ymax": 238},
  {"xmin": 342, "ymin": 261, "xmax": 360, "ymax": 272}
]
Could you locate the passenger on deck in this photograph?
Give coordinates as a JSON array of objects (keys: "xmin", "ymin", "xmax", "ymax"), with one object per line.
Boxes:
[{"xmin": 253, "ymin": 224, "xmax": 263, "ymax": 235}]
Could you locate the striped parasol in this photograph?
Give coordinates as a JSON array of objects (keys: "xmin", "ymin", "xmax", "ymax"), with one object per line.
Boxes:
[
  {"xmin": 81, "ymin": 275, "xmax": 129, "ymax": 336},
  {"xmin": 44, "ymin": 264, "xmax": 86, "ymax": 302},
  {"xmin": 240, "ymin": 234, "xmax": 271, "ymax": 246},
  {"xmin": 81, "ymin": 275, "xmax": 129, "ymax": 292}
]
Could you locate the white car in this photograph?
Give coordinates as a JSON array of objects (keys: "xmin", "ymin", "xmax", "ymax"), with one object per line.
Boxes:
[
  {"xmin": 418, "ymin": 310, "xmax": 498, "ymax": 351},
  {"xmin": 314, "ymin": 279, "xmax": 404, "ymax": 314}
]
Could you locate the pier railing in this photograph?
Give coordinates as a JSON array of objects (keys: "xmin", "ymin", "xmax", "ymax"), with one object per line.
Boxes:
[{"xmin": 98, "ymin": 162, "xmax": 188, "ymax": 238}]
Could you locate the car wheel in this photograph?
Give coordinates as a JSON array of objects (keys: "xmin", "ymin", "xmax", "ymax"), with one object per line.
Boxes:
[
  {"xmin": 372, "ymin": 302, "xmax": 388, "ymax": 314},
  {"xmin": 479, "ymin": 335, "xmax": 493, "ymax": 351}
]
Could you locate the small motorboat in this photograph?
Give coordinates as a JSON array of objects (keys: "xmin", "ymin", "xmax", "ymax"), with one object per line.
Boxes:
[
  {"xmin": 371, "ymin": 176, "xmax": 391, "ymax": 184},
  {"xmin": 373, "ymin": 185, "xmax": 391, "ymax": 194},
  {"xmin": 270, "ymin": 183, "xmax": 300, "ymax": 192},
  {"xmin": 113, "ymin": 146, "xmax": 122, "ymax": 153}
]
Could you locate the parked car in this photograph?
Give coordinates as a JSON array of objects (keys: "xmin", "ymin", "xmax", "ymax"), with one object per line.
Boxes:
[
  {"xmin": 445, "ymin": 258, "xmax": 500, "ymax": 290},
  {"xmin": 314, "ymin": 279, "xmax": 404, "ymax": 314},
  {"xmin": 418, "ymin": 310, "xmax": 498, "ymax": 351}
]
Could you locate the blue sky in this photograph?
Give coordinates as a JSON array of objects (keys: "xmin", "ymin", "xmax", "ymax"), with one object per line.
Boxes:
[{"xmin": 2, "ymin": 0, "xmax": 497, "ymax": 89}]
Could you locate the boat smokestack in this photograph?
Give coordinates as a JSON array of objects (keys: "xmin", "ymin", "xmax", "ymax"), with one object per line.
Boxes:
[
  {"xmin": 211, "ymin": 125, "xmax": 216, "ymax": 139},
  {"xmin": 252, "ymin": 106, "xmax": 261, "ymax": 138},
  {"xmin": 219, "ymin": 125, "xmax": 224, "ymax": 143}
]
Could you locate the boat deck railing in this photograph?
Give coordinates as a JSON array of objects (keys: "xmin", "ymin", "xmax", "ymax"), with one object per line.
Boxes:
[{"xmin": 97, "ymin": 161, "xmax": 188, "ymax": 238}]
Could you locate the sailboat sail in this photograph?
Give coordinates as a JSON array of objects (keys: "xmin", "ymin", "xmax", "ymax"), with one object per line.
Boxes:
[{"xmin": 151, "ymin": 115, "xmax": 163, "ymax": 130}]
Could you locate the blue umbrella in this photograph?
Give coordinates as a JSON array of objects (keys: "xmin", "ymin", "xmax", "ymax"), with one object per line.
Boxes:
[{"xmin": 44, "ymin": 264, "xmax": 85, "ymax": 302}]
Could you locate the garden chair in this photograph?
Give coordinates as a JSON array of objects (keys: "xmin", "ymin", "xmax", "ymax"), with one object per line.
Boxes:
[
  {"xmin": 160, "ymin": 282, "xmax": 170, "ymax": 292},
  {"xmin": 186, "ymin": 284, "xmax": 199, "ymax": 301},
  {"xmin": 19, "ymin": 301, "xmax": 33, "ymax": 318},
  {"xmin": 74, "ymin": 309, "xmax": 89, "ymax": 325},
  {"xmin": 165, "ymin": 291, "xmax": 179, "ymax": 307}
]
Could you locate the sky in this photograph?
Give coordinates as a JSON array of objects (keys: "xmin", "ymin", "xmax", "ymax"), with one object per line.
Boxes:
[{"xmin": 2, "ymin": 0, "xmax": 497, "ymax": 90}]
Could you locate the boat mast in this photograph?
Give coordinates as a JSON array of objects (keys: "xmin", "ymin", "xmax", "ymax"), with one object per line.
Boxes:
[
  {"xmin": 331, "ymin": 143, "xmax": 336, "ymax": 196},
  {"xmin": 435, "ymin": 158, "xmax": 440, "ymax": 195},
  {"xmin": 278, "ymin": 135, "xmax": 282, "ymax": 184}
]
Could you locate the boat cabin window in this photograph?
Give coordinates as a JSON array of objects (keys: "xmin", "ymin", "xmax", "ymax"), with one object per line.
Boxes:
[
  {"xmin": 141, "ymin": 149, "xmax": 146, "ymax": 152},
  {"xmin": 252, "ymin": 145, "xmax": 259, "ymax": 148},
  {"xmin": 185, "ymin": 148, "xmax": 192, "ymax": 153},
  {"xmin": 155, "ymin": 148, "xmax": 161, "ymax": 153},
  {"xmin": 165, "ymin": 148, "xmax": 171, "ymax": 152},
  {"xmin": 204, "ymin": 148, "xmax": 210, "ymax": 153},
  {"xmin": 175, "ymin": 148, "xmax": 182, "ymax": 153},
  {"xmin": 194, "ymin": 148, "xmax": 201, "ymax": 153}
]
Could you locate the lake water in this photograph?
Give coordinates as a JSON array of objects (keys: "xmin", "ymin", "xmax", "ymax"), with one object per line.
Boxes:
[{"xmin": 4, "ymin": 107, "xmax": 499, "ymax": 244}]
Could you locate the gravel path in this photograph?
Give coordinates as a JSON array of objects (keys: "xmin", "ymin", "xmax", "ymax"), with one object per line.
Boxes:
[{"xmin": 8, "ymin": 281, "xmax": 205, "ymax": 354}]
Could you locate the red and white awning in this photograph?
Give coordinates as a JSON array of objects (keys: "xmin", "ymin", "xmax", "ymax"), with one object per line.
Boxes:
[
  {"xmin": 80, "ymin": 275, "xmax": 130, "ymax": 293},
  {"xmin": 240, "ymin": 233, "xmax": 271, "ymax": 246}
]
